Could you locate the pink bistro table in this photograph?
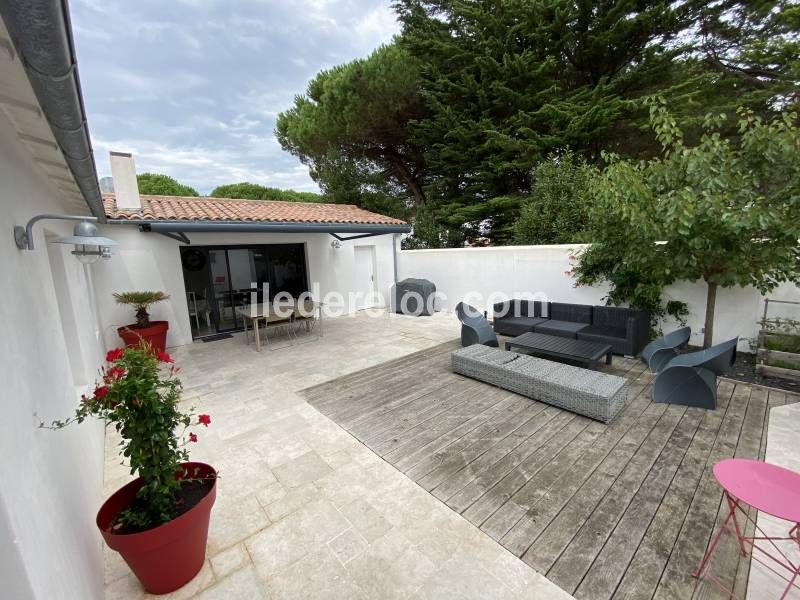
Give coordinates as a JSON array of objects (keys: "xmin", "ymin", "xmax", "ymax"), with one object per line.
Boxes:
[{"xmin": 693, "ymin": 458, "xmax": 800, "ymax": 599}]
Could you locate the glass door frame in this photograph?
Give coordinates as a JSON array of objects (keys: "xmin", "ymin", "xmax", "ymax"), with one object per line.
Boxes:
[{"xmin": 180, "ymin": 243, "xmax": 310, "ymax": 339}]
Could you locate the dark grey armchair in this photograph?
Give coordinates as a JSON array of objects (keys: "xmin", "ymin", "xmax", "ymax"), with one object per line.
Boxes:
[
  {"xmin": 652, "ymin": 337, "xmax": 738, "ymax": 410},
  {"xmin": 642, "ymin": 326, "xmax": 692, "ymax": 373},
  {"xmin": 456, "ymin": 302, "xmax": 498, "ymax": 347}
]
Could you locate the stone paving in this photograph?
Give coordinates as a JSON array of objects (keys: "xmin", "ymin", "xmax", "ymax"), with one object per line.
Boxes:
[{"xmin": 103, "ymin": 310, "xmax": 574, "ymax": 600}]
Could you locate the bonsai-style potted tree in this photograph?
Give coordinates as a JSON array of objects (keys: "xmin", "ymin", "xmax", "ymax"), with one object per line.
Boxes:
[
  {"xmin": 45, "ymin": 345, "xmax": 216, "ymax": 594},
  {"xmin": 115, "ymin": 291, "xmax": 170, "ymax": 352}
]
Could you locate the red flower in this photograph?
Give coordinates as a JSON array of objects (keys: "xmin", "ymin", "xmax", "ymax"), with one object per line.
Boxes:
[
  {"xmin": 105, "ymin": 366, "xmax": 126, "ymax": 382},
  {"xmin": 198, "ymin": 414, "xmax": 211, "ymax": 427},
  {"xmin": 93, "ymin": 385, "xmax": 109, "ymax": 401},
  {"xmin": 106, "ymin": 348, "xmax": 124, "ymax": 362},
  {"xmin": 188, "ymin": 432, "xmax": 198, "ymax": 443},
  {"xmin": 156, "ymin": 351, "xmax": 173, "ymax": 364}
]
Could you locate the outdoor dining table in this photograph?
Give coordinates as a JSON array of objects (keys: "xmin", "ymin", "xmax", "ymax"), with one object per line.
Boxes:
[
  {"xmin": 235, "ymin": 300, "xmax": 323, "ymax": 352},
  {"xmin": 693, "ymin": 458, "xmax": 800, "ymax": 599}
]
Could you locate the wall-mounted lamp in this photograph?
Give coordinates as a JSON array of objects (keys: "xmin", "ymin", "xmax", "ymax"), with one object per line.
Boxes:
[
  {"xmin": 14, "ymin": 214, "xmax": 118, "ymax": 264},
  {"xmin": 330, "ymin": 239, "xmax": 342, "ymax": 250}
]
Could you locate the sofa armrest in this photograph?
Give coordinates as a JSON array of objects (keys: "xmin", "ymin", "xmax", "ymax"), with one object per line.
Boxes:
[
  {"xmin": 626, "ymin": 312, "xmax": 650, "ymax": 355},
  {"xmin": 492, "ymin": 301, "xmax": 511, "ymax": 319}
]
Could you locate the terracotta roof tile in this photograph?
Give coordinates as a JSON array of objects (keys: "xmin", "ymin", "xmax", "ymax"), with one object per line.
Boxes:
[{"xmin": 102, "ymin": 194, "xmax": 407, "ymax": 226}]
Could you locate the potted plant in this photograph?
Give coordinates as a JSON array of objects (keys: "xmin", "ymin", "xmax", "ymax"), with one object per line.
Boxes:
[
  {"xmin": 44, "ymin": 345, "xmax": 216, "ymax": 595},
  {"xmin": 115, "ymin": 291, "xmax": 170, "ymax": 352}
]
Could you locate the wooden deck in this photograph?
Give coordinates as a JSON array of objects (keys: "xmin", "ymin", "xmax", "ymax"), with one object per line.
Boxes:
[{"xmin": 301, "ymin": 341, "xmax": 798, "ymax": 600}]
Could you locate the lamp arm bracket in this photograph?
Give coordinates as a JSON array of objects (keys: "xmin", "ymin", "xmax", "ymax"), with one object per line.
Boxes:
[{"xmin": 14, "ymin": 214, "xmax": 98, "ymax": 250}]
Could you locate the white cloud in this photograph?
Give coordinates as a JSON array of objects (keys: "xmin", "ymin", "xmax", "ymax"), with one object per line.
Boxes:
[{"xmin": 72, "ymin": 1, "xmax": 401, "ymax": 194}]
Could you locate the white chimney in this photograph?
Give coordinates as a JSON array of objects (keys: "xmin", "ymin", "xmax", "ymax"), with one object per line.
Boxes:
[{"xmin": 109, "ymin": 151, "xmax": 141, "ymax": 210}]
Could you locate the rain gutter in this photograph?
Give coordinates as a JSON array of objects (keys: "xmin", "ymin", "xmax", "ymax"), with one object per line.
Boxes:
[
  {"xmin": 107, "ymin": 220, "xmax": 411, "ymax": 236},
  {"xmin": 0, "ymin": 0, "xmax": 105, "ymax": 220}
]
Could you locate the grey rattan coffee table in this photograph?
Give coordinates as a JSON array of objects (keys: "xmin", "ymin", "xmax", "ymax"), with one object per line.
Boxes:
[{"xmin": 505, "ymin": 332, "xmax": 613, "ymax": 370}]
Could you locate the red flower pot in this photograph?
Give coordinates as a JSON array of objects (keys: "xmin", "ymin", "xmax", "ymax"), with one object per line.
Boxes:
[
  {"xmin": 96, "ymin": 462, "xmax": 217, "ymax": 595},
  {"xmin": 117, "ymin": 321, "xmax": 169, "ymax": 353}
]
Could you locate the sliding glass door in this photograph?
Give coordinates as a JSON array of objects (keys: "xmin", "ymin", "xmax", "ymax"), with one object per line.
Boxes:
[{"xmin": 180, "ymin": 243, "xmax": 308, "ymax": 339}]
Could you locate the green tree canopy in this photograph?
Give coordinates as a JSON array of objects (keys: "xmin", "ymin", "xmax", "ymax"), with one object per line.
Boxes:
[
  {"xmin": 513, "ymin": 152, "xmax": 594, "ymax": 245},
  {"xmin": 276, "ymin": 43, "xmax": 427, "ymax": 213},
  {"xmin": 395, "ymin": 0, "xmax": 697, "ymax": 243},
  {"xmin": 136, "ymin": 173, "xmax": 198, "ymax": 197},
  {"xmin": 210, "ymin": 182, "xmax": 323, "ymax": 203},
  {"xmin": 575, "ymin": 99, "xmax": 800, "ymax": 346},
  {"xmin": 274, "ymin": 0, "xmax": 799, "ymax": 246}
]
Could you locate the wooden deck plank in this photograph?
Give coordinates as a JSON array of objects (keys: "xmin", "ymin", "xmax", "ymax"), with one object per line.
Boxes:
[
  {"xmin": 609, "ymin": 380, "xmax": 736, "ymax": 600},
  {"xmin": 443, "ymin": 410, "xmax": 578, "ymax": 513},
  {"xmin": 326, "ymin": 358, "xmax": 459, "ymax": 424},
  {"xmin": 535, "ymin": 404, "xmax": 688, "ymax": 583},
  {"xmin": 499, "ymin": 368, "xmax": 658, "ymax": 556},
  {"xmin": 481, "ymin": 363, "xmax": 654, "ymax": 541},
  {"xmin": 300, "ymin": 344, "xmax": 777, "ymax": 600},
  {"xmin": 303, "ymin": 341, "xmax": 457, "ymax": 402},
  {"xmin": 425, "ymin": 404, "xmax": 562, "ymax": 497},
  {"xmin": 652, "ymin": 383, "xmax": 751, "ymax": 600},
  {"xmin": 464, "ymin": 415, "xmax": 591, "ymax": 528},
  {"xmin": 513, "ymin": 398, "xmax": 672, "ymax": 566},
  {"xmin": 383, "ymin": 393, "xmax": 531, "ymax": 466},
  {"xmin": 372, "ymin": 387, "xmax": 522, "ymax": 455},
  {"xmin": 391, "ymin": 396, "xmax": 547, "ymax": 474},
  {"xmin": 571, "ymin": 407, "xmax": 706, "ymax": 598}
]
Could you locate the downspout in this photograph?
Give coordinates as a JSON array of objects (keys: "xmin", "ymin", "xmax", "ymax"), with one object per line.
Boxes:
[{"xmin": 392, "ymin": 234, "xmax": 399, "ymax": 285}]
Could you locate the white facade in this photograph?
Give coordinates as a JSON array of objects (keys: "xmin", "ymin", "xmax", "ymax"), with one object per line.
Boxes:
[
  {"xmin": 0, "ymin": 104, "xmax": 106, "ymax": 599},
  {"xmin": 91, "ymin": 226, "xmax": 399, "ymax": 349},
  {"xmin": 398, "ymin": 244, "xmax": 800, "ymax": 350}
]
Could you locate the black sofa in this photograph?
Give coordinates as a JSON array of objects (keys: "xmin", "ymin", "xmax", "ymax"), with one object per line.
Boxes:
[{"xmin": 492, "ymin": 300, "xmax": 649, "ymax": 356}]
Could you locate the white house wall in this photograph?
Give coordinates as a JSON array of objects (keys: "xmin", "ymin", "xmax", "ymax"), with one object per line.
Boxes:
[
  {"xmin": 397, "ymin": 244, "xmax": 800, "ymax": 350},
  {"xmin": 92, "ymin": 227, "xmax": 398, "ymax": 349},
  {"xmin": 0, "ymin": 111, "xmax": 106, "ymax": 599}
]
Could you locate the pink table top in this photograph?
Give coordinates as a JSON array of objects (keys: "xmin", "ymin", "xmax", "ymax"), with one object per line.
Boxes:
[{"xmin": 714, "ymin": 458, "xmax": 800, "ymax": 524}]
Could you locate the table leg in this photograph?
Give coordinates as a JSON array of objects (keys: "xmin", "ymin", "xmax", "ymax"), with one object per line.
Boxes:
[
  {"xmin": 255, "ymin": 318, "xmax": 261, "ymax": 352},
  {"xmin": 606, "ymin": 351, "xmax": 612, "ymax": 365},
  {"xmin": 242, "ymin": 315, "xmax": 248, "ymax": 343},
  {"xmin": 725, "ymin": 493, "xmax": 748, "ymax": 556}
]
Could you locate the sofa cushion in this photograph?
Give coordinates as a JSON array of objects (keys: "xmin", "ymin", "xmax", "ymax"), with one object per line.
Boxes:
[
  {"xmin": 549, "ymin": 302, "xmax": 592, "ymax": 324},
  {"xmin": 577, "ymin": 325, "xmax": 627, "ymax": 341},
  {"xmin": 534, "ymin": 320, "xmax": 589, "ymax": 338},
  {"xmin": 592, "ymin": 306, "xmax": 632, "ymax": 329},
  {"xmin": 494, "ymin": 316, "xmax": 547, "ymax": 336}
]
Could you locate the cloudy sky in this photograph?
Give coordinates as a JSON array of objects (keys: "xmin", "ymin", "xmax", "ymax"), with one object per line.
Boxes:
[{"xmin": 71, "ymin": 0, "xmax": 401, "ymax": 195}]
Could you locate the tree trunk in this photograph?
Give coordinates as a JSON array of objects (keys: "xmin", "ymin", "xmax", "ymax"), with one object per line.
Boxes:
[
  {"xmin": 703, "ymin": 280, "xmax": 718, "ymax": 348},
  {"xmin": 382, "ymin": 150, "xmax": 426, "ymax": 206}
]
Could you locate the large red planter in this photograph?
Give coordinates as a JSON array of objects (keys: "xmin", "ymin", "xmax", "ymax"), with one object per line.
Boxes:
[
  {"xmin": 117, "ymin": 321, "xmax": 169, "ymax": 353},
  {"xmin": 96, "ymin": 462, "xmax": 217, "ymax": 595}
]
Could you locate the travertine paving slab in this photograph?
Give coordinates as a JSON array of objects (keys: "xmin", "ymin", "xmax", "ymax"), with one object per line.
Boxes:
[{"xmin": 103, "ymin": 312, "xmax": 573, "ymax": 599}]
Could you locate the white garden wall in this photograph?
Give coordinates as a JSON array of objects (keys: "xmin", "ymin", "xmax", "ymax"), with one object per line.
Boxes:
[
  {"xmin": 398, "ymin": 244, "xmax": 800, "ymax": 350},
  {"xmin": 91, "ymin": 227, "xmax": 398, "ymax": 349},
  {"xmin": 0, "ymin": 113, "xmax": 106, "ymax": 599}
]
